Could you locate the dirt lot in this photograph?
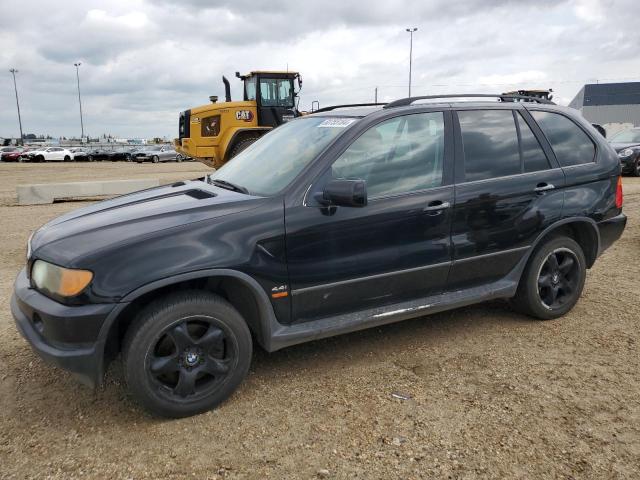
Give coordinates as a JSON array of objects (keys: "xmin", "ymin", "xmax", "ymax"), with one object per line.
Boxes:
[{"xmin": 0, "ymin": 162, "xmax": 638, "ymax": 479}]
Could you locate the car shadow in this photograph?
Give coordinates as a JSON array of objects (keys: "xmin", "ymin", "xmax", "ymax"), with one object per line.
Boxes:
[{"xmin": 6, "ymin": 299, "xmax": 537, "ymax": 424}]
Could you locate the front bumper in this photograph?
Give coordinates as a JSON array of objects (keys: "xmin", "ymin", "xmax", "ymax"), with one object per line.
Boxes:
[
  {"xmin": 597, "ymin": 213, "xmax": 627, "ymax": 255},
  {"xmin": 11, "ymin": 268, "xmax": 117, "ymax": 388}
]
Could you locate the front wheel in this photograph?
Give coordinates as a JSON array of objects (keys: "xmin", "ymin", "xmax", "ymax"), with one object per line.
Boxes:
[
  {"xmin": 152, "ymin": 155, "xmax": 159, "ymax": 163},
  {"xmin": 512, "ymin": 236, "xmax": 586, "ymax": 320},
  {"xmin": 228, "ymin": 135, "xmax": 259, "ymax": 160},
  {"xmin": 123, "ymin": 291, "xmax": 252, "ymax": 418},
  {"xmin": 632, "ymin": 158, "xmax": 640, "ymax": 177}
]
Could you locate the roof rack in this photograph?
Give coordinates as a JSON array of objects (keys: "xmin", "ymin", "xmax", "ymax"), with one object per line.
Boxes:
[
  {"xmin": 312, "ymin": 103, "xmax": 387, "ymax": 113},
  {"xmin": 384, "ymin": 94, "xmax": 555, "ymax": 109}
]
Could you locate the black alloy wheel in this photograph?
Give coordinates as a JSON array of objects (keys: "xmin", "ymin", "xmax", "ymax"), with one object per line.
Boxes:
[
  {"xmin": 511, "ymin": 236, "xmax": 586, "ymax": 320},
  {"xmin": 147, "ymin": 316, "xmax": 235, "ymax": 400},
  {"xmin": 536, "ymin": 247, "xmax": 580, "ymax": 310},
  {"xmin": 123, "ymin": 291, "xmax": 252, "ymax": 417}
]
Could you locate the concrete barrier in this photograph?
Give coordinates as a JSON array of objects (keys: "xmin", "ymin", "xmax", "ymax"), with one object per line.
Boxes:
[{"xmin": 16, "ymin": 179, "xmax": 160, "ymax": 205}]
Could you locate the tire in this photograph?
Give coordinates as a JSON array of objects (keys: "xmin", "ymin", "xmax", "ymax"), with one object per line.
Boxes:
[
  {"xmin": 64, "ymin": 155, "xmax": 71, "ymax": 161},
  {"xmin": 512, "ymin": 236, "xmax": 586, "ymax": 320},
  {"xmin": 176, "ymin": 154, "xmax": 183, "ymax": 162},
  {"xmin": 228, "ymin": 135, "xmax": 259, "ymax": 159},
  {"xmin": 126, "ymin": 155, "xmax": 132, "ymax": 162},
  {"xmin": 123, "ymin": 290, "xmax": 252, "ymax": 418},
  {"xmin": 632, "ymin": 158, "xmax": 640, "ymax": 177},
  {"xmin": 88, "ymin": 155, "xmax": 94, "ymax": 162},
  {"xmin": 36, "ymin": 155, "xmax": 44, "ymax": 162},
  {"xmin": 152, "ymin": 155, "xmax": 159, "ymax": 163}
]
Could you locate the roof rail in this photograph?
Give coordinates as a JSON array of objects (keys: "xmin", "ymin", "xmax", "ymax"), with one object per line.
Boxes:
[
  {"xmin": 384, "ymin": 94, "xmax": 556, "ymax": 109},
  {"xmin": 312, "ymin": 103, "xmax": 387, "ymax": 113}
]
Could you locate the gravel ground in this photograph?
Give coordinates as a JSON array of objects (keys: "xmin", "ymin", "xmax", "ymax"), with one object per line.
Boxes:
[{"xmin": 0, "ymin": 163, "xmax": 638, "ymax": 479}]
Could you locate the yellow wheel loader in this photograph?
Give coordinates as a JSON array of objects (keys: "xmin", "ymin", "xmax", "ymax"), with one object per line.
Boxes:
[{"xmin": 175, "ymin": 71, "xmax": 302, "ymax": 168}]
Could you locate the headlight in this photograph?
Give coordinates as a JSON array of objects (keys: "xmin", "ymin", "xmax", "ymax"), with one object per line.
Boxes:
[
  {"xmin": 619, "ymin": 148, "xmax": 634, "ymax": 158},
  {"xmin": 31, "ymin": 260, "xmax": 93, "ymax": 298}
]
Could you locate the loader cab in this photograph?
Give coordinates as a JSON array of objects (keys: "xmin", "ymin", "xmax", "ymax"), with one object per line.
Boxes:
[{"xmin": 237, "ymin": 71, "xmax": 301, "ymax": 127}]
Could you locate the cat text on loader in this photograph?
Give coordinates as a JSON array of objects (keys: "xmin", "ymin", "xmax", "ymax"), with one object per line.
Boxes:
[{"xmin": 175, "ymin": 71, "xmax": 302, "ymax": 168}]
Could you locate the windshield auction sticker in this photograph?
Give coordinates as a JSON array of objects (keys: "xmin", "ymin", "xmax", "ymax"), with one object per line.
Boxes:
[{"xmin": 317, "ymin": 118, "xmax": 356, "ymax": 128}]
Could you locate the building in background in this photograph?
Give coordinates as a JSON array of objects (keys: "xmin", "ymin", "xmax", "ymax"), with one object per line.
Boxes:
[{"xmin": 569, "ymin": 82, "xmax": 640, "ymax": 136}]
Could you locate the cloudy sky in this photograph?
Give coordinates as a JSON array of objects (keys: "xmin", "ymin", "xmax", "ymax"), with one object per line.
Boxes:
[{"xmin": 1, "ymin": 0, "xmax": 639, "ymax": 139}]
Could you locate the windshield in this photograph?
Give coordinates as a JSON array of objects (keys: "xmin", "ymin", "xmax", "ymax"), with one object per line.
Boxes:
[
  {"xmin": 610, "ymin": 129, "xmax": 640, "ymax": 143},
  {"xmin": 209, "ymin": 116, "xmax": 357, "ymax": 196}
]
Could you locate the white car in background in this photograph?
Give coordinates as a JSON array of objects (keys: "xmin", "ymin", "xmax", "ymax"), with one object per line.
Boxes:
[{"xmin": 25, "ymin": 147, "xmax": 73, "ymax": 162}]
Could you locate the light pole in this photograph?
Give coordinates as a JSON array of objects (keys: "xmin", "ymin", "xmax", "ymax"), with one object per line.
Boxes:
[
  {"xmin": 9, "ymin": 69, "xmax": 24, "ymax": 145},
  {"xmin": 405, "ymin": 27, "xmax": 418, "ymax": 97},
  {"xmin": 74, "ymin": 62, "xmax": 84, "ymax": 141}
]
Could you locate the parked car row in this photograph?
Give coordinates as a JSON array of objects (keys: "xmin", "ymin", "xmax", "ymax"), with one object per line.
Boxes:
[{"xmin": 0, "ymin": 145, "xmax": 191, "ymax": 163}]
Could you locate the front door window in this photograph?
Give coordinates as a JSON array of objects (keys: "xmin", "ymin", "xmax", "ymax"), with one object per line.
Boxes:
[{"xmin": 331, "ymin": 112, "xmax": 445, "ymax": 198}]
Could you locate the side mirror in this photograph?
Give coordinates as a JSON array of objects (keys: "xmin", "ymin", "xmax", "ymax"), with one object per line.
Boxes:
[{"xmin": 315, "ymin": 179, "xmax": 367, "ymax": 208}]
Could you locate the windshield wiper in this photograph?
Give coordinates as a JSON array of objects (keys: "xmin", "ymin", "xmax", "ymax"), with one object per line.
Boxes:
[{"xmin": 209, "ymin": 178, "xmax": 249, "ymax": 194}]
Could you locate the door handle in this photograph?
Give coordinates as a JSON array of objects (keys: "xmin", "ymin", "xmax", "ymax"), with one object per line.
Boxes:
[
  {"xmin": 423, "ymin": 200, "xmax": 450, "ymax": 212},
  {"xmin": 534, "ymin": 183, "xmax": 555, "ymax": 193}
]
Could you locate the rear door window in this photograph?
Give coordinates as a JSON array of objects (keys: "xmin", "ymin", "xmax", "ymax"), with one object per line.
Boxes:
[
  {"xmin": 458, "ymin": 110, "xmax": 520, "ymax": 181},
  {"xmin": 530, "ymin": 111, "xmax": 595, "ymax": 166}
]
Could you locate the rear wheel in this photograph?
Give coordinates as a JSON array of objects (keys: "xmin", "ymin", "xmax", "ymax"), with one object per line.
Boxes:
[
  {"xmin": 64, "ymin": 155, "xmax": 71, "ymax": 161},
  {"xmin": 512, "ymin": 236, "xmax": 586, "ymax": 320},
  {"xmin": 152, "ymin": 155, "xmax": 159, "ymax": 163},
  {"xmin": 123, "ymin": 291, "xmax": 252, "ymax": 418}
]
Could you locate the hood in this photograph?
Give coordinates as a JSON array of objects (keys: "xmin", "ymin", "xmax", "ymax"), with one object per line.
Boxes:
[
  {"xmin": 31, "ymin": 179, "xmax": 266, "ymax": 266},
  {"xmin": 609, "ymin": 142, "xmax": 640, "ymax": 152}
]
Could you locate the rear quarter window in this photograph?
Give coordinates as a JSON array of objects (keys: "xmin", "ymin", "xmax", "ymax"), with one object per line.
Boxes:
[{"xmin": 530, "ymin": 111, "xmax": 595, "ymax": 167}]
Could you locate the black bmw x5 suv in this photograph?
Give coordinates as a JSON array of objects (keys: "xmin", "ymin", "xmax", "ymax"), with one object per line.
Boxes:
[{"xmin": 12, "ymin": 94, "xmax": 626, "ymax": 417}]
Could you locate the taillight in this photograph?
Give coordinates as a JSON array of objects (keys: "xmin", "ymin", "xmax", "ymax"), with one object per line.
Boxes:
[{"xmin": 615, "ymin": 176, "xmax": 623, "ymax": 209}]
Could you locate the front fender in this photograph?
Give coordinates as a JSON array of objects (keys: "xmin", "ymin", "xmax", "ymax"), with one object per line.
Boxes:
[{"xmin": 94, "ymin": 268, "xmax": 281, "ymax": 383}]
